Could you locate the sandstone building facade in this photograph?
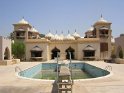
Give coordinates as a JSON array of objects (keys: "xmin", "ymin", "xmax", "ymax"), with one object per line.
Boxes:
[{"xmin": 12, "ymin": 16, "xmax": 112, "ymax": 61}]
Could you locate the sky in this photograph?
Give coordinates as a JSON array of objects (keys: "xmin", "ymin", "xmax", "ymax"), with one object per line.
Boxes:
[{"xmin": 0, "ymin": 0, "xmax": 124, "ymax": 37}]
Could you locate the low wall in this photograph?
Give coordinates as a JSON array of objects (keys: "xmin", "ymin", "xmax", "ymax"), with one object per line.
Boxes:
[
  {"xmin": 0, "ymin": 59, "xmax": 20, "ymax": 65},
  {"xmin": 0, "ymin": 60, "xmax": 12, "ymax": 65},
  {"xmin": 114, "ymin": 58, "xmax": 124, "ymax": 64},
  {"xmin": 12, "ymin": 59, "xmax": 20, "ymax": 64}
]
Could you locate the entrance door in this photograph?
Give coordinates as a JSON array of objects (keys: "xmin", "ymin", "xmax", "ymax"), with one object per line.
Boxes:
[
  {"xmin": 51, "ymin": 47, "xmax": 60, "ymax": 59},
  {"xmin": 65, "ymin": 47, "xmax": 75, "ymax": 59},
  {"xmin": 4, "ymin": 47, "xmax": 10, "ymax": 60}
]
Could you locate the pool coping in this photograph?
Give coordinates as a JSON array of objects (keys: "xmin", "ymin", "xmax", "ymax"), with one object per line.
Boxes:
[{"xmin": 16, "ymin": 62, "xmax": 113, "ymax": 82}]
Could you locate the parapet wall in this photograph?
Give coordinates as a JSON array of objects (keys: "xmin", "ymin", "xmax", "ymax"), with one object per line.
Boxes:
[
  {"xmin": 114, "ymin": 58, "xmax": 124, "ymax": 64},
  {"xmin": 0, "ymin": 36, "xmax": 11, "ymax": 61},
  {"xmin": 0, "ymin": 59, "xmax": 20, "ymax": 65}
]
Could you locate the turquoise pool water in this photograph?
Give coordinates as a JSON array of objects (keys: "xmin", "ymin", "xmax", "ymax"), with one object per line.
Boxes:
[
  {"xmin": 19, "ymin": 62, "xmax": 110, "ymax": 80},
  {"xmin": 33, "ymin": 69, "xmax": 93, "ymax": 80}
]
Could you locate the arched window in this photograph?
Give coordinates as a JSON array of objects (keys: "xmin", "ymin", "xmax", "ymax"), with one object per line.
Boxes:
[
  {"xmin": 83, "ymin": 45, "xmax": 95, "ymax": 60},
  {"xmin": 30, "ymin": 46, "xmax": 43, "ymax": 60}
]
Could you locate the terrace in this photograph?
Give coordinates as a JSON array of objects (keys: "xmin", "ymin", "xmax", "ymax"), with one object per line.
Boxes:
[{"xmin": 0, "ymin": 61, "xmax": 124, "ymax": 93}]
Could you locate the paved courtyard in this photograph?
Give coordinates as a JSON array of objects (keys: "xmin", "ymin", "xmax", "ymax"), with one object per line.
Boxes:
[{"xmin": 0, "ymin": 61, "xmax": 124, "ymax": 93}]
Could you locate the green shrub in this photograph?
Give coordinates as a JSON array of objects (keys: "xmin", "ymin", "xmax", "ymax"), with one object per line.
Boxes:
[
  {"xmin": 12, "ymin": 41, "xmax": 25, "ymax": 60},
  {"xmin": 119, "ymin": 49, "xmax": 123, "ymax": 58}
]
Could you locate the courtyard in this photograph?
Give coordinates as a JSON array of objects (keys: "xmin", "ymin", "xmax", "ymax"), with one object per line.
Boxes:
[{"xmin": 0, "ymin": 61, "xmax": 124, "ymax": 93}]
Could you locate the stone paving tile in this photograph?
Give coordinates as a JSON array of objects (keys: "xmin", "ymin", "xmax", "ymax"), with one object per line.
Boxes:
[{"xmin": 0, "ymin": 61, "xmax": 124, "ymax": 93}]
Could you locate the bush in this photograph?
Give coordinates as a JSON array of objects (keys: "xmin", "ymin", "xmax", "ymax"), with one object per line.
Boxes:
[
  {"xmin": 119, "ymin": 49, "xmax": 123, "ymax": 58},
  {"xmin": 12, "ymin": 41, "xmax": 25, "ymax": 60}
]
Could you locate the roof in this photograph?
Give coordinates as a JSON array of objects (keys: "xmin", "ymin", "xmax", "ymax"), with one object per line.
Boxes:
[
  {"xmin": 94, "ymin": 15, "xmax": 111, "ymax": 26},
  {"xmin": 30, "ymin": 27, "xmax": 38, "ymax": 32},
  {"xmin": 51, "ymin": 34, "xmax": 61, "ymax": 40},
  {"xmin": 83, "ymin": 45, "xmax": 95, "ymax": 51},
  {"xmin": 99, "ymin": 27, "xmax": 109, "ymax": 30},
  {"xmin": 45, "ymin": 31, "xmax": 54, "ymax": 38},
  {"xmin": 31, "ymin": 46, "xmax": 42, "ymax": 51},
  {"xmin": 13, "ymin": 18, "xmax": 32, "ymax": 27},
  {"xmin": 18, "ymin": 18, "xmax": 29, "ymax": 24},
  {"xmin": 73, "ymin": 30, "xmax": 80, "ymax": 38},
  {"xmin": 65, "ymin": 33, "xmax": 75, "ymax": 40},
  {"xmin": 87, "ymin": 26, "xmax": 94, "ymax": 32}
]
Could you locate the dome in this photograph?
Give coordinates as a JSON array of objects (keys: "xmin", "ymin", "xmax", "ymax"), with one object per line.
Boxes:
[
  {"xmin": 18, "ymin": 18, "xmax": 29, "ymax": 24},
  {"xmin": 65, "ymin": 33, "xmax": 75, "ymax": 40},
  {"xmin": 31, "ymin": 27, "xmax": 38, "ymax": 32},
  {"xmin": 73, "ymin": 30, "xmax": 80, "ymax": 38},
  {"xmin": 51, "ymin": 34, "xmax": 61, "ymax": 40},
  {"xmin": 45, "ymin": 31, "xmax": 54, "ymax": 39},
  {"xmin": 94, "ymin": 15, "xmax": 109, "ymax": 25},
  {"xmin": 87, "ymin": 26, "xmax": 94, "ymax": 31},
  {"xmin": 111, "ymin": 37, "xmax": 115, "ymax": 43},
  {"xmin": 59, "ymin": 32, "xmax": 64, "ymax": 40},
  {"xmin": 97, "ymin": 16, "xmax": 108, "ymax": 23}
]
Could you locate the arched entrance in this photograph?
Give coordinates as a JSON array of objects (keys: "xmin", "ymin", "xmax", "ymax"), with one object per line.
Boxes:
[
  {"xmin": 65, "ymin": 47, "xmax": 75, "ymax": 59},
  {"xmin": 4, "ymin": 47, "xmax": 10, "ymax": 60},
  {"xmin": 51, "ymin": 47, "xmax": 60, "ymax": 59}
]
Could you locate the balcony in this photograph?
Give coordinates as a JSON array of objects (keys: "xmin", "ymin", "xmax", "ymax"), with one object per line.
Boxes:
[
  {"xmin": 99, "ymin": 34, "xmax": 109, "ymax": 38},
  {"xmin": 16, "ymin": 36, "xmax": 25, "ymax": 39}
]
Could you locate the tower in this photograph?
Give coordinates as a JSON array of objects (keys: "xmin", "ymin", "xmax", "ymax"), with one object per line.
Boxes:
[
  {"xmin": 93, "ymin": 15, "xmax": 112, "ymax": 60},
  {"xmin": 12, "ymin": 18, "xmax": 39, "ymax": 41}
]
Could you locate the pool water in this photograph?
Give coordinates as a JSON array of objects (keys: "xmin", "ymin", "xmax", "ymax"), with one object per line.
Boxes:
[
  {"xmin": 33, "ymin": 69, "xmax": 93, "ymax": 80},
  {"xmin": 19, "ymin": 62, "xmax": 110, "ymax": 80}
]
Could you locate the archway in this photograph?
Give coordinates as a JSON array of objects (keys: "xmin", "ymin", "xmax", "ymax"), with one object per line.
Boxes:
[
  {"xmin": 51, "ymin": 47, "xmax": 60, "ymax": 59},
  {"xmin": 65, "ymin": 47, "xmax": 75, "ymax": 59},
  {"xmin": 4, "ymin": 47, "xmax": 10, "ymax": 60}
]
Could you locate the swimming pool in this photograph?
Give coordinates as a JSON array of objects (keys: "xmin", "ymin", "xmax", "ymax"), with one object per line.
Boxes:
[
  {"xmin": 18, "ymin": 62, "xmax": 110, "ymax": 80},
  {"xmin": 33, "ymin": 68, "xmax": 93, "ymax": 80}
]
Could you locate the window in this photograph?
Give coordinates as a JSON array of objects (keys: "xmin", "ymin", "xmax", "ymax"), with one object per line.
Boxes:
[
  {"xmin": 84, "ymin": 51, "xmax": 95, "ymax": 57},
  {"xmin": 31, "ymin": 51, "xmax": 42, "ymax": 57},
  {"xmin": 100, "ymin": 43, "xmax": 108, "ymax": 52}
]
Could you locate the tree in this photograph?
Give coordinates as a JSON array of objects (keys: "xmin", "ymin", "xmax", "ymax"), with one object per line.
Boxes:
[
  {"xmin": 12, "ymin": 41, "xmax": 25, "ymax": 60},
  {"xmin": 111, "ymin": 45, "xmax": 116, "ymax": 59},
  {"xmin": 119, "ymin": 49, "xmax": 123, "ymax": 58}
]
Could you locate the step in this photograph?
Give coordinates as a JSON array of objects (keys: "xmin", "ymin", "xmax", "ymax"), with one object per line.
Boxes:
[
  {"xmin": 59, "ymin": 88, "xmax": 72, "ymax": 91},
  {"xmin": 58, "ymin": 82, "xmax": 73, "ymax": 85}
]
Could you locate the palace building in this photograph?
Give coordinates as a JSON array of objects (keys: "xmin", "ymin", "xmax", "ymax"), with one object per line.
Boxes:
[{"xmin": 12, "ymin": 16, "xmax": 112, "ymax": 61}]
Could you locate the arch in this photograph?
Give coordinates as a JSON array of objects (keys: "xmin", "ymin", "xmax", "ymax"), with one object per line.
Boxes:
[
  {"xmin": 51, "ymin": 47, "xmax": 60, "ymax": 59},
  {"xmin": 65, "ymin": 47, "xmax": 75, "ymax": 59},
  {"xmin": 4, "ymin": 47, "xmax": 10, "ymax": 60}
]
